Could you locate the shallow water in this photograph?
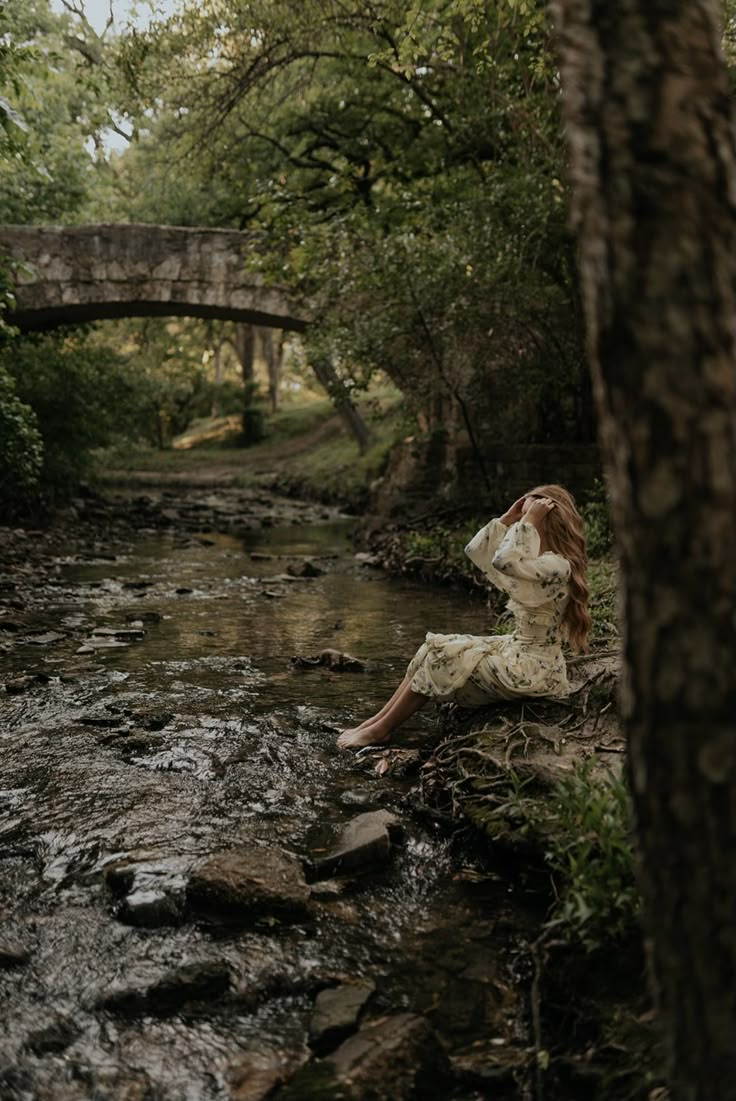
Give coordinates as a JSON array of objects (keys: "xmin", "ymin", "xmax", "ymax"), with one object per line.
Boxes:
[{"xmin": 0, "ymin": 506, "xmax": 533, "ymax": 1100}]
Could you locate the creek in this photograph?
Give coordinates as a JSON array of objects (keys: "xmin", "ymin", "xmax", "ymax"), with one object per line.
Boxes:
[{"xmin": 0, "ymin": 490, "xmax": 536, "ymax": 1101}]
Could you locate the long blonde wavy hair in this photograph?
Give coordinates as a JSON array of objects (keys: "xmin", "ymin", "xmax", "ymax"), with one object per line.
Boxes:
[{"xmin": 526, "ymin": 483, "xmax": 591, "ymax": 653}]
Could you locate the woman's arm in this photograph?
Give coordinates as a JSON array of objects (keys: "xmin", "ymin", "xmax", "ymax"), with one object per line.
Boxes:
[
  {"xmin": 464, "ymin": 518, "xmax": 509, "ymax": 585},
  {"xmin": 492, "ymin": 521, "xmax": 571, "ymax": 588}
]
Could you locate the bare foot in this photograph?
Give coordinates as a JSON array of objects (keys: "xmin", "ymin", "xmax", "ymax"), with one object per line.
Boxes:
[{"xmin": 336, "ymin": 723, "xmax": 391, "ymax": 749}]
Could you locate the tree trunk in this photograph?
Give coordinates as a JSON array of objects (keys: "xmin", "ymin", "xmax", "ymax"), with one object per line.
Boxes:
[
  {"xmin": 234, "ymin": 322, "xmax": 257, "ymax": 438},
  {"xmin": 234, "ymin": 323, "xmax": 255, "ymax": 390},
  {"xmin": 207, "ymin": 320, "xmax": 224, "ymax": 417},
  {"xmin": 260, "ymin": 327, "xmax": 282, "ymax": 413},
  {"xmin": 311, "ymin": 355, "xmax": 371, "ymax": 454},
  {"xmin": 550, "ymin": 0, "xmax": 736, "ymax": 1095}
]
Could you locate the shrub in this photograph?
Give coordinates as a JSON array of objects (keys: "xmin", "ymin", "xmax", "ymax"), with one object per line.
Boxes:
[
  {"xmin": 588, "ymin": 559, "xmax": 618, "ymax": 640},
  {"xmin": 0, "ymin": 330, "xmax": 147, "ymax": 497},
  {"xmin": 0, "ymin": 364, "xmax": 43, "ymax": 514},
  {"xmin": 544, "ymin": 761, "xmax": 639, "ymax": 951},
  {"xmin": 582, "ymin": 478, "xmax": 614, "ymax": 558}
]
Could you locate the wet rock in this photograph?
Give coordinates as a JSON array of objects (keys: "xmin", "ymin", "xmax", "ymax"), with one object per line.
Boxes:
[
  {"xmin": 79, "ymin": 637, "xmax": 130, "ymax": 651},
  {"xmin": 4, "ymin": 675, "xmax": 34, "ymax": 694},
  {"xmin": 339, "ymin": 788, "xmax": 391, "ymax": 810},
  {"xmin": 105, "ymin": 857, "xmax": 190, "ymax": 927},
  {"xmin": 450, "ymin": 1042, "xmax": 525, "ymax": 1089},
  {"xmin": 311, "ymin": 811, "xmax": 401, "ymax": 880},
  {"xmin": 176, "ymin": 586, "xmax": 193, "ymax": 595},
  {"xmin": 309, "ymin": 879, "xmax": 349, "ymax": 900},
  {"xmin": 290, "ymin": 649, "xmax": 367, "ymax": 673},
  {"xmin": 187, "ymin": 848, "xmax": 310, "ymax": 922},
  {"xmin": 92, "ymin": 627, "xmax": 145, "ymax": 641},
  {"xmin": 119, "ymin": 732, "xmax": 166, "ymax": 753},
  {"xmin": 287, "ymin": 559, "xmax": 324, "ymax": 578},
  {"xmin": 78, "ymin": 715, "xmax": 125, "ymax": 728},
  {"xmin": 25, "ymin": 630, "xmax": 66, "ymax": 646},
  {"xmin": 127, "ymin": 610, "xmax": 162, "ymax": 624},
  {"xmin": 119, "ymin": 888, "xmax": 185, "ymax": 927},
  {"xmin": 98, "ymin": 960, "xmax": 232, "ymax": 1015},
  {"xmin": 0, "ymin": 1067, "xmax": 33, "ymax": 1097},
  {"xmin": 354, "ymin": 552, "xmax": 381, "ymax": 566},
  {"xmin": 137, "ymin": 711, "xmax": 174, "ymax": 731},
  {"xmin": 0, "ymin": 941, "xmax": 32, "ymax": 968},
  {"xmin": 227, "ymin": 1049, "xmax": 308, "ymax": 1101},
  {"xmin": 309, "ymin": 981, "xmax": 376, "ymax": 1054},
  {"xmin": 25, "ymin": 1016, "xmax": 80, "ymax": 1054},
  {"xmin": 280, "ymin": 1014, "xmax": 451, "ymax": 1101}
]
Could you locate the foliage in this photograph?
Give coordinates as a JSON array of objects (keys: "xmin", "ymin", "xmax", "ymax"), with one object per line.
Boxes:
[
  {"xmin": 110, "ymin": 0, "xmax": 592, "ymax": 457},
  {"xmin": 0, "ymin": 330, "xmax": 147, "ymax": 494},
  {"xmin": 0, "ymin": 362, "xmax": 44, "ymax": 513},
  {"xmin": 588, "ymin": 559, "xmax": 618, "ymax": 641},
  {"xmin": 0, "ymin": 0, "xmax": 94, "ymax": 222},
  {"xmin": 544, "ymin": 761, "xmax": 639, "ymax": 951},
  {"xmin": 582, "ymin": 478, "xmax": 614, "ymax": 558}
]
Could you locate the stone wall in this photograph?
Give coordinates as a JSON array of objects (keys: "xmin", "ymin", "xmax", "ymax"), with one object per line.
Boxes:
[{"xmin": 0, "ymin": 224, "xmax": 308, "ymax": 331}]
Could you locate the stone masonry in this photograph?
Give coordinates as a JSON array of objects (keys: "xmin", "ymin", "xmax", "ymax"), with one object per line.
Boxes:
[{"xmin": 0, "ymin": 223, "xmax": 309, "ymax": 331}]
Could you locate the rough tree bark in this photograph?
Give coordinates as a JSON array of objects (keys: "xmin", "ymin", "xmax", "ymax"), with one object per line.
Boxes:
[
  {"xmin": 550, "ymin": 0, "xmax": 736, "ymax": 1095},
  {"xmin": 233, "ymin": 323, "xmax": 259, "ymax": 441}
]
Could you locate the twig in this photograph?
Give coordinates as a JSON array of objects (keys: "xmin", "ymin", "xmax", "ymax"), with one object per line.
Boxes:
[{"xmin": 567, "ymin": 648, "xmax": 620, "ymax": 667}]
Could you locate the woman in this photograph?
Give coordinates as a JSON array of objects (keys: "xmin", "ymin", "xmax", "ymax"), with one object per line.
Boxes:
[{"xmin": 337, "ymin": 484, "xmax": 591, "ymax": 749}]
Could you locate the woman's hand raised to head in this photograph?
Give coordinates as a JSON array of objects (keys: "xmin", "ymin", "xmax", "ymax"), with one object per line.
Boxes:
[
  {"xmin": 499, "ymin": 496, "xmax": 527, "ymax": 526},
  {"xmin": 524, "ymin": 497, "xmax": 556, "ymax": 529}
]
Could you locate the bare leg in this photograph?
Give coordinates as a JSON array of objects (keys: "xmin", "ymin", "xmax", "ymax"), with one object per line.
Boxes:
[
  {"xmin": 339, "ymin": 675, "xmax": 412, "ymax": 738},
  {"xmin": 337, "ymin": 680, "xmax": 428, "ymax": 748}
]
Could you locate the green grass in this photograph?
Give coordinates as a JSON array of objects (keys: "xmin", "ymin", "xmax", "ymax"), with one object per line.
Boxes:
[
  {"xmin": 94, "ymin": 385, "xmax": 407, "ymax": 503},
  {"xmin": 588, "ymin": 559, "xmax": 618, "ymax": 641},
  {"xmin": 543, "ymin": 761, "xmax": 638, "ymax": 950}
]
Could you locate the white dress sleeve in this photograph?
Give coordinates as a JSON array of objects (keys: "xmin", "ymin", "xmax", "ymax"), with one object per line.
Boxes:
[
  {"xmin": 465, "ymin": 519, "xmax": 570, "ymax": 607},
  {"xmin": 464, "ymin": 518, "xmax": 509, "ymax": 579}
]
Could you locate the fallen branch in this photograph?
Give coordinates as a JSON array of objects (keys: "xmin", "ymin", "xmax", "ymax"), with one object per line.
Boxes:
[{"xmin": 567, "ymin": 648, "xmax": 620, "ymax": 667}]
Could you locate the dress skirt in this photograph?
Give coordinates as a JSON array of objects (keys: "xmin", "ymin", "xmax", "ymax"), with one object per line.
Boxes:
[{"xmin": 405, "ymin": 630, "xmax": 569, "ymax": 706}]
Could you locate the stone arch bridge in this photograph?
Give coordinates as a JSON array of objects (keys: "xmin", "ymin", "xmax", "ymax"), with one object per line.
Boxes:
[{"xmin": 0, "ymin": 223, "xmax": 309, "ymax": 332}]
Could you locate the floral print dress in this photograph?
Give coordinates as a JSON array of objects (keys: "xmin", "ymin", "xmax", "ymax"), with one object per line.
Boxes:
[{"xmin": 405, "ymin": 519, "xmax": 572, "ymax": 705}]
